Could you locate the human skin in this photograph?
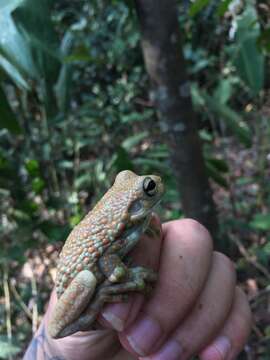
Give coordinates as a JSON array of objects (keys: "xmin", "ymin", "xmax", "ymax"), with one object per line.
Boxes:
[{"xmin": 24, "ymin": 217, "xmax": 252, "ymax": 360}]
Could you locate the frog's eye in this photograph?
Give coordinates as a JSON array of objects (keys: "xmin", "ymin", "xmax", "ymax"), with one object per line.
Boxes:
[{"xmin": 143, "ymin": 177, "xmax": 156, "ymax": 197}]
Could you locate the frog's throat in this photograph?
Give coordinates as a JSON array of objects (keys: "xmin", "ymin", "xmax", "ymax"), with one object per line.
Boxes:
[
  {"xmin": 120, "ymin": 213, "xmax": 151, "ymax": 255},
  {"xmin": 129, "ymin": 198, "xmax": 162, "ymax": 223},
  {"xmin": 124, "ymin": 211, "xmax": 152, "ymax": 240}
]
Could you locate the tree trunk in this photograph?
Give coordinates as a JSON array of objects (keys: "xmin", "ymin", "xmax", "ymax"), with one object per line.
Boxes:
[{"xmin": 135, "ymin": 0, "xmax": 219, "ymax": 236}]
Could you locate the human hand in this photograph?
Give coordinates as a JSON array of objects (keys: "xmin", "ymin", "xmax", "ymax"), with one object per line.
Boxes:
[{"xmin": 29, "ymin": 217, "xmax": 252, "ymax": 360}]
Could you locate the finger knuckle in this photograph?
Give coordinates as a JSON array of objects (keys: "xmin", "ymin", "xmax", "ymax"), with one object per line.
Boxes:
[{"xmin": 181, "ymin": 218, "xmax": 213, "ymax": 249}]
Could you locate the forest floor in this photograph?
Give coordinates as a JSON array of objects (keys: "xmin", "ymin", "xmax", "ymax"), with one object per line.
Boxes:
[{"xmin": 213, "ymin": 136, "xmax": 270, "ymax": 360}]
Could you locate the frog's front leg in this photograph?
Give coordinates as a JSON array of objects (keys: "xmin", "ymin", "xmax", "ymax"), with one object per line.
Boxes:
[
  {"xmin": 48, "ymin": 270, "xmax": 97, "ymax": 339},
  {"xmin": 99, "ymin": 253, "xmax": 157, "ymax": 286}
]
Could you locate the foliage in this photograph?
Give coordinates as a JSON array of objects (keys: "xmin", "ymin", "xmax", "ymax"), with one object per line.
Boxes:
[
  {"xmin": 0, "ymin": 337, "xmax": 20, "ymax": 359},
  {"xmin": 0, "ymin": 0, "xmax": 269, "ymax": 358},
  {"xmin": 250, "ymin": 214, "xmax": 270, "ymax": 231}
]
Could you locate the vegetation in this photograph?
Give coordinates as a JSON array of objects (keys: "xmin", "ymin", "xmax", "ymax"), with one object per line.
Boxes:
[{"xmin": 0, "ymin": 0, "xmax": 269, "ymax": 358}]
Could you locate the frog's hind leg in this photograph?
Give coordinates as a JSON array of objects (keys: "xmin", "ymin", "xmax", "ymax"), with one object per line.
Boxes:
[
  {"xmin": 48, "ymin": 270, "xmax": 97, "ymax": 339},
  {"xmin": 56, "ymin": 273, "xmax": 157, "ymax": 337}
]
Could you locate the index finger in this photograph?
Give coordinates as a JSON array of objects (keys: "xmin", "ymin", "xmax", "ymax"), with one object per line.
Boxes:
[{"xmin": 119, "ymin": 219, "xmax": 213, "ymax": 356}]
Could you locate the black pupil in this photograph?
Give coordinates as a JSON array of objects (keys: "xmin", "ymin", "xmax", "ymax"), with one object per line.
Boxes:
[{"xmin": 144, "ymin": 178, "xmax": 156, "ymax": 194}]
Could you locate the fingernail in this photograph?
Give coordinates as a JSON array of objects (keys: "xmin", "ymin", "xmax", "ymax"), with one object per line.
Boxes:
[
  {"xmin": 126, "ymin": 315, "xmax": 162, "ymax": 356},
  {"xmin": 144, "ymin": 339, "xmax": 182, "ymax": 360},
  {"xmin": 201, "ymin": 336, "xmax": 231, "ymax": 360},
  {"xmin": 102, "ymin": 304, "xmax": 126, "ymax": 331}
]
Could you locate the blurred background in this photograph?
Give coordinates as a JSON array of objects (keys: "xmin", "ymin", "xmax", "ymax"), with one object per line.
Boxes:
[{"xmin": 0, "ymin": 0, "xmax": 269, "ymax": 358}]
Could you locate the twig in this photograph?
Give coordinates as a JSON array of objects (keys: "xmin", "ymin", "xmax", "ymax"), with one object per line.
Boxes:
[
  {"xmin": 250, "ymin": 287, "xmax": 270, "ymax": 303},
  {"xmin": 252, "ymin": 324, "xmax": 264, "ymax": 338},
  {"xmin": 9, "ymin": 282, "xmax": 33, "ymax": 320},
  {"xmin": 231, "ymin": 234, "xmax": 270, "ymax": 281},
  {"xmin": 134, "ymin": 98, "xmax": 153, "ymax": 107},
  {"xmin": 41, "ymin": 105, "xmax": 60, "ymax": 196},
  {"xmin": 31, "ymin": 274, "xmax": 39, "ymax": 334},
  {"xmin": 3, "ymin": 268, "xmax": 12, "ymax": 341},
  {"xmin": 257, "ymin": 335, "xmax": 270, "ymax": 346}
]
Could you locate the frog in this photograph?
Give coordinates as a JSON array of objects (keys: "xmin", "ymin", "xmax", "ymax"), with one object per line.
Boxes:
[{"xmin": 48, "ymin": 170, "xmax": 164, "ymax": 339}]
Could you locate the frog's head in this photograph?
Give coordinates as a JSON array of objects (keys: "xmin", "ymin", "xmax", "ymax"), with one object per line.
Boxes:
[{"xmin": 113, "ymin": 170, "xmax": 164, "ymax": 223}]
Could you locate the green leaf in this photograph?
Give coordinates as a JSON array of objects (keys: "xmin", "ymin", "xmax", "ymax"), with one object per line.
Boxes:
[
  {"xmin": 134, "ymin": 157, "xmax": 169, "ymax": 172},
  {"xmin": 12, "ymin": 208, "xmax": 31, "ymax": 221},
  {"xmin": 216, "ymin": 0, "xmax": 234, "ymax": 17},
  {"xmin": 0, "ymin": 0, "xmax": 20, "ymax": 7},
  {"xmin": 121, "ymin": 110, "xmax": 154, "ymax": 124},
  {"xmin": 0, "ymin": 85, "xmax": 22, "ymax": 133},
  {"xmin": 0, "ymin": 0, "xmax": 39, "ymax": 80},
  {"xmin": 11, "ymin": 1, "xmax": 61, "ymax": 120},
  {"xmin": 203, "ymin": 92, "xmax": 252, "ymax": 147},
  {"xmin": 112, "ymin": 146, "xmax": 134, "ymax": 172},
  {"xmin": 75, "ymin": 173, "xmax": 92, "ymax": 189},
  {"xmin": 213, "ymin": 78, "xmax": 234, "ymax": 105},
  {"xmin": 55, "ymin": 32, "xmax": 74, "ymax": 114},
  {"xmin": 70, "ymin": 214, "xmax": 82, "ymax": 227},
  {"xmin": 64, "ymin": 43, "xmax": 94, "ymax": 63},
  {"xmin": 0, "ymin": 336, "xmax": 20, "ymax": 359},
  {"xmin": 250, "ymin": 214, "xmax": 270, "ymax": 231},
  {"xmin": 122, "ymin": 131, "xmax": 148, "ymax": 150},
  {"xmin": 12, "ymin": 0, "xmax": 61, "ymax": 76},
  {"xmin": 39, "ymin": 221, "xmax": 70, "ymax": 242},
  {"xmin": 258, "ymin": 28, "xmax": 270, "ymax": 54},
  {"xmin": 58, "ymin": 160, "xmax": 74, "ymax": 169},
  {"xmin": 189, "ymin": 0, "xmax": 210, "ymax": 17},
  {"xmin": 233, "ymin": 5, "xmax": 264, "ymax": 95},
  {"xmin": 31, "ymin": 177, "xmax": 45, "ymax": 193},
  {"xmin": 235, "ymin": 177, "xmax": 252, "ymax": 186},
  {"xmin": 206, "ymin": 161, "xmax": 228, "ymax": 188},
  {"xmin": 190, "ymin": 82, "xmax": 206, "ymax": 108},
  {"xmin": 0, "ymin": 54, "xmax": 29, "ymax": 89},
  {"xmin": 146, "ymin": 144, "xmax": 169, "ymax": 159},
  {"xmin": 199, "ymin": 129, "xmax": 213, "ymax": 142},
  {"xmin": 25, "ymin": 159, "xmax": 40, "ymax": 176},
  {"xmin": 0, "ymin": 0, "xmax": 60, "ymax": 105},
  {"xmin": 262, "ymin": 242, "xmax": 270, "ymax": 255},
  {"xmin": 207, "ymin": 158, "xmax": 229, "ymax": 173}
]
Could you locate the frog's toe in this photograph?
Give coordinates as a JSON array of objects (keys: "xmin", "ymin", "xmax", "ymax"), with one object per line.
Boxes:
[
  {"xmin": 108, "ymin": 265, "xmax": 127, "ymax": 282},
  {"xmin": 130, "ymin": 266, "xmax": 157, "ymax": 282},
  {"xmin": 143, "ymin": 270, "xmax": 157, "ymax": 282},
  {"xmin": 104, "ymin": 293, "xmax": 130, "ymax": 303}
]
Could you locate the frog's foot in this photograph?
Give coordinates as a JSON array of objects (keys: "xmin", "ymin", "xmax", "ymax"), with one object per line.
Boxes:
[
  {"xmin": 104, "ymin": 265, "xmax": 157, "ymax": 293},
  {"xmin": 104, "ymin": 266, "xmax": 157, "ymax": 297},
  {"xmin": 48, "ymin": 270, "xmax": 97, "ymax": 339},
  {"xmin": 99, "ymin": 254, "xmax": 128, "ymax": 283}
]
